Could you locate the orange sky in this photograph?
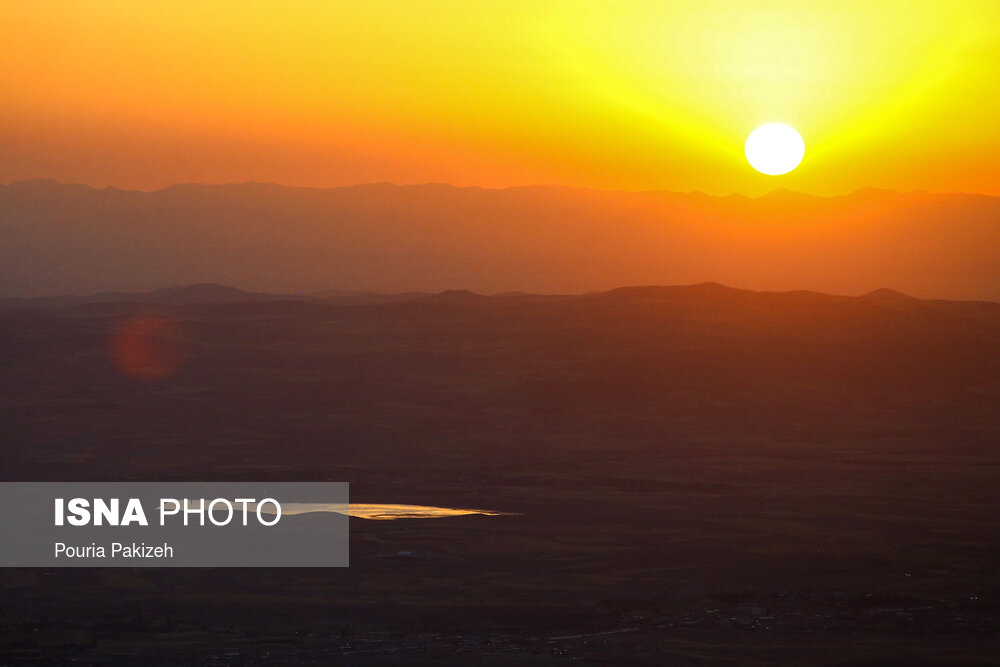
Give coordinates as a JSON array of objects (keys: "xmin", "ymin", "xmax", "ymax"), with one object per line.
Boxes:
[{"xmin": 2, "ymin": 1, "xmax": 999, "ymax": 195}]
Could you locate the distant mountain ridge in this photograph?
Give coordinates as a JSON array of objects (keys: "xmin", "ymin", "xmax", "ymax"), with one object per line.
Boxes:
[
  {"xmin": 2, "ymin": 180, "xmax": 999, "ymax": 300},
  {"xmin": 9, "ymin": 281, "xmax": 1000, "ymax": 315},
  {"xmin": 0, "ymin": 283, "xmax": 284, "ymax": 309}
]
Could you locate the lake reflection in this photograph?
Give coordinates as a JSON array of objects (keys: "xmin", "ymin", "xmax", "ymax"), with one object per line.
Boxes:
[{"xmin": 263, "ymin": 503, "xmax": 507, "ymax": 520}]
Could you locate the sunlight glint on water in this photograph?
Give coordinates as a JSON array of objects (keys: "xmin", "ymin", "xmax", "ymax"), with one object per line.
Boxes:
[{"xmin": 256, "ymin": 503, "xmax": 508, "ymax": 520}]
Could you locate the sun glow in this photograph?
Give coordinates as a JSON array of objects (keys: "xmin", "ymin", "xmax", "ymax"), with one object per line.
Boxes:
[
  {"xmin": 0, "ymin": 2, "xmax": 999, "ymax": 194},
  {"xmin": 745, "ymin": 124, "xmax": 805, "ymax": 175}
]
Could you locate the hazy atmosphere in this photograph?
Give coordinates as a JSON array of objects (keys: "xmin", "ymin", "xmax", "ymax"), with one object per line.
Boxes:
[
  {"xmin": 3, "ymin": 180, "xmax": 1000, "ymax": 300},
  {"xmin": 3, "ymin": 2, "xmax": 1000, "ymax": 665}
]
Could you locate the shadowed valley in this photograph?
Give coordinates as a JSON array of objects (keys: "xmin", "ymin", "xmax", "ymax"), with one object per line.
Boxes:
[{"xmin": 2, "ymin": 283, "xmax": 1000, "ymax": 663}]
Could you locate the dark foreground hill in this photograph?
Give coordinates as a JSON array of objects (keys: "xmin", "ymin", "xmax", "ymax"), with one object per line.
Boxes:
[
  {"xmin": 2, "ymin": 283, "xmax": 1000, "ymax": 663},
  {"xmin": 4, "ymin": 179, "xmax": 1000, "ymax": 300},
  {"xmin": 5, "ymin": 280, "xmax": 1000, "ymax": 486}
]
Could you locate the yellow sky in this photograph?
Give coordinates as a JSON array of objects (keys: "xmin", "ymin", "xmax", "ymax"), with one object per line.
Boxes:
[{"xmin": 2, "ymin": 1, "xmax": 999, "ymax": 194}]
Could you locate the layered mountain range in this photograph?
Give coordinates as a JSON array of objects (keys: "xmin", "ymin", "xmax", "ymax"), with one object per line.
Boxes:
[{"xmin": 2, "ymin": 179, "xmax": 998, "ymax": 300}]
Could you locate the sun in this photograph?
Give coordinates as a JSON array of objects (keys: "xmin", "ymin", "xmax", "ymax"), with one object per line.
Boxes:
[{"xmin": 745, "ymin": 123, "xmax": 805, "ymax": 175}]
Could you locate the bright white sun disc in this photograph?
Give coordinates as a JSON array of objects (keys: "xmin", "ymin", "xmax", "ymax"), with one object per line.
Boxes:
[{"xmin": 745, "ymin": 123, "xmax": 804, "ymax": 175}]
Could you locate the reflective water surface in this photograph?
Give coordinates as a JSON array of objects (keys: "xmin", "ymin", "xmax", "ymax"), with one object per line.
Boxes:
[{"xmin": 268, "ymin": 503, "xmax": 508, "ymax": 520}]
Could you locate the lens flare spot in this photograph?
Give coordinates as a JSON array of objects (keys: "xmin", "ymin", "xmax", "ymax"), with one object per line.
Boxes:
[{"xmin": 109, "ymin": 313, "xmax": 187, "ymax": 380}]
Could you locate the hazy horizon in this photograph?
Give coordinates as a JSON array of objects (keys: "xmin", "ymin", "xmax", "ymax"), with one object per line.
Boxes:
[
  {"xmin": 5, "ymin": 176, "xmax": 1000, "ymax": 200},
  {"xmin": 1, "ymin": 279, "xmax": 981, "ymax": 307},
  {"xmin": 5, "ymin": 178, "xmax": 1000, "ymax": 300}
]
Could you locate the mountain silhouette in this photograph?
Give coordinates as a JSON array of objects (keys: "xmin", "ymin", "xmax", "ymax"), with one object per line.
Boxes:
[
  {"xmin": 3, "ymin": 180, "xmax": 1000, "ymax": 300},
  {"xmin": 862, "ymin": 287, "xmax": 919, "ymax": 301}
]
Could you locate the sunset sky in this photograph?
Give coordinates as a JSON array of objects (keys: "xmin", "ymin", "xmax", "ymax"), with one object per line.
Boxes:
[{"xmin": 2, "ymin": 1, "xmax": 999, "ymax": 195}]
